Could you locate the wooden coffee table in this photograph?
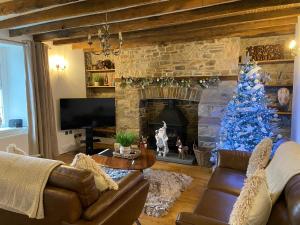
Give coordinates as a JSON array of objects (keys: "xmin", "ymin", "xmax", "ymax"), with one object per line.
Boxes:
[{"xmin": 92, "ymin": 149, "xmax": 156, "ymax": 170}]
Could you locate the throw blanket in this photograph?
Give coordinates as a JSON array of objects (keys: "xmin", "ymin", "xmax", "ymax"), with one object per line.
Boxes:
[
  {"xmin": 266, "ymin": 141, "xmax": 300, "ymax": 204},
  {"xmin": 0, "ymin": 152, "xmax": 63, "ymax": 219}
]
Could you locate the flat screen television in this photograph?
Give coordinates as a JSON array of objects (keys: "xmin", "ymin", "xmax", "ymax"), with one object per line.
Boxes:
[{"xmin": 60, "ymin": 98, "xmax": 115, "ymax": 130}]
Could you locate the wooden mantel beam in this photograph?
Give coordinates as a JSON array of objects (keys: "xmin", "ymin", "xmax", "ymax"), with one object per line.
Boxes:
[
  {"xmin": 33, "ymin": 7, "xmax": 300, "ymax": 42},
  {"xmin": 0, "ymin": 0, "xmax": 80, "ymax": 15},
  {"xmin": 10, "ymin": 0, "xmax": 300, "ymax": 38},
  {"xmin": 10, "ymin": 0, "xmax": 237, "ymax": 37},
  {"xmin": 0, "ymin": 0, "xmax": 167, "ymax": 29},
  {"xmin": 53, "ymin": 18, "xmax": 296, "ymax": 46}
]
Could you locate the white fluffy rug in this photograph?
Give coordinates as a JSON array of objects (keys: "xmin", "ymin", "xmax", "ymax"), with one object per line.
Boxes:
[{"xmin": 143, "ymin": 169, "xmax": 193, "ymax": 217}]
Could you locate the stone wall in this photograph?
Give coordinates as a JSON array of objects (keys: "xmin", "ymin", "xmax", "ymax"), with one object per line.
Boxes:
[
  {"xmin": 90, "ymin": 37, "xmax": 240, "ymax": 135},
  {"xmin": 87, "ymin": 34, "xmax": 293, "ymax": 146}
]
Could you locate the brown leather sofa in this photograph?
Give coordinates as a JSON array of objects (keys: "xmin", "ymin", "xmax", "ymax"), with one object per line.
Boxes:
[
  {"xmin": 0, "ymin": 165, "xmax": 149, "ymax": 225},
  {"xmin": 176, "ymin": 150, "xmax": 300, "ymax": 225}
]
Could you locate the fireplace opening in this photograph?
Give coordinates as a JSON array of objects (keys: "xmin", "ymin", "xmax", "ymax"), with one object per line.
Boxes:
[{"xmin": 140, "ymin": 99, "xmax": 197, "ymax": 164}]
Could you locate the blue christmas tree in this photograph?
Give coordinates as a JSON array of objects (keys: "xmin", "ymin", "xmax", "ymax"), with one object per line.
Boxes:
[{"xmin": 217, "ymin": 60, "xmax": 279, "ymax": 152}]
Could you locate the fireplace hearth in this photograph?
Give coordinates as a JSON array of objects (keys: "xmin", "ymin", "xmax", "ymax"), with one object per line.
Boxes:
[{"xmin": 140, "ymin": 99, "xmax": 197, "ymax": 164}]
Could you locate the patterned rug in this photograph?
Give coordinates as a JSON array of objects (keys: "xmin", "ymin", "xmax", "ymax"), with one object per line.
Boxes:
[{"xmin": 104, "ymin": 168, "xmax": 193, "ymax": 217}]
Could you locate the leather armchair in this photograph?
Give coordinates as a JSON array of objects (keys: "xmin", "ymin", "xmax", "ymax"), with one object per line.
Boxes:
[{"xmin": 0, "ymin": 165, "xmax": 149, "ymax": 225}]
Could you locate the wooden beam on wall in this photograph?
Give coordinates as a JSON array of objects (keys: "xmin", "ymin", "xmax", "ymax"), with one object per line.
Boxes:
[
  {"xmin": 10, "ymin": 0, "xmax": 236, "ymax": 37},
  {"xmin": 71, "ymin": 25, "xmax": 295, "ymax": 50},
  {"xmin": 11, "ymin": 0, "xmax": 300, "ymax": 37},
  {"xmin": 0, "ymin": 0, "xmax": 167, "ymax": 29},
  {"xmin": 33, "ymin": 7, "xmax": 300, "ymax": 42},
  {"xmin": 0, "ymin": 0, "xmax": 80, "ymax": 15},
  {"xmin": 52, "ymin": 17, "xmax": 297, "ymax": 46}
]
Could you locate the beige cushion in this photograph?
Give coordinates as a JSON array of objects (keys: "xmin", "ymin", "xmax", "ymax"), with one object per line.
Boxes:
[
  {"xmin": 229, "ymin": 169, "xmax": 272, "ymax": 225},
  {"xmin": 266, "ymin": 141, "xmax": 300, "ymax": 204},
  {"xmin": 246, "ymin": 138, "xmax": 272, "ymax": 177},
  {"xmin": 71, "ymin": 153, "xmax": 118, "ymax": 192}
]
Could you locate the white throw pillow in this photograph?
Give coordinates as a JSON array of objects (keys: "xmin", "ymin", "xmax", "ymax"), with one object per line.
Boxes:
[
  {"xmin": 71, "ymin": 153, "xmax": 118, "ymax": 192},
  {"xmin": 229, "ymin": 169, "xmax": 272, "ymax": 225},
  {"xmin": 246, "ymin": 138, "xmax": 272, "ymax": 177}
]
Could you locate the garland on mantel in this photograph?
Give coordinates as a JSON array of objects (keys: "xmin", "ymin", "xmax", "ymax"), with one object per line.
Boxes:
[{"xmin": 120, "ymin": 76, "xmax": 220, "ymax": 89}]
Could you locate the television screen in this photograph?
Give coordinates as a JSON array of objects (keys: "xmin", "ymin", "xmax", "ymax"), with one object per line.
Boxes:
[{"xmin": 60, "ymin": 98, "xmax": 115, "ymax": 130}]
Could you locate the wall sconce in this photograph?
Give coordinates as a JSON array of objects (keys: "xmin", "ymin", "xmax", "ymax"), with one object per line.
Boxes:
[
  {"xmin": 49, "ymin": 55, "xmax": 67, "ymax": 71},
  {"xmin": 289, "ymin": 40, "xmax": 298, "ymax": 57}
]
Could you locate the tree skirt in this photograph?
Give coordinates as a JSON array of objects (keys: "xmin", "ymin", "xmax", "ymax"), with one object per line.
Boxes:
[{"xmin": 103, "ymin": 168, "xmax": 193, "ymax": 217}]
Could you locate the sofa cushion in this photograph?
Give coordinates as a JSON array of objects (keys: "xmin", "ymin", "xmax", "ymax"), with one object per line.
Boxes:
[
  {"xmin": 229, "ymin": 169, "xmax": 272, "ymax": 225},
  {"xmin": 194, "ymin": 189, "xmax": 237, "ymax": 223},
  {"xmin": 246, "ymin": 138, "xmax": 272, "ymax": 177},
  {"xmin": 267, "ymin": 195, "xmax": 290, "ymax": 225},
  {"xmin": 208, "ymin": 167, "xmax": 246, "ymax": 196}
]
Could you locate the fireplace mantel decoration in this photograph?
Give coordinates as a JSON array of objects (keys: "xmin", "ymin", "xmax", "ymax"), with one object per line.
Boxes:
[{"xmin": 120, "ymin": 76, "xmax": 220, "ymax": 89}]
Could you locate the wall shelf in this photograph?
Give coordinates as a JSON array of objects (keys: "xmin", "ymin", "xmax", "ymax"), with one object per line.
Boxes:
[
  {"xmin": 87, "ymin": 86, "xmax": 115, "ymax": 88},
  {"xmin": 239, "ymin": 59, "xmax": 294, "ymax": 65},
  {"xmin": 277, "ymin": 111, "xmax": 292, "ymax": 115},
  {"xmin": 86, "ymin": 69, "xmax": 115, "ymax": 73}
]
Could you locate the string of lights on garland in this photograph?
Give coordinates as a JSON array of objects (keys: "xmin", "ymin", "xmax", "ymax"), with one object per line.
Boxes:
[{"xmin": 120, "ymin": 76, "xmax": 220, "ymax": 89}]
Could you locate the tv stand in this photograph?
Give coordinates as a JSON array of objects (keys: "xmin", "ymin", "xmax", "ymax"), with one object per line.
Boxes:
[
  {"xmin": 85, "ymin": 127, "xmax": 94, "ymax": 155},
  {"xmin": 83, "ymin": 127, "xmax": 116, "ymax": 155}
]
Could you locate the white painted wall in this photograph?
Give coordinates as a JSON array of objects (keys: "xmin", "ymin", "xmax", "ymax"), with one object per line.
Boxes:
[
  {"xmin": 48, "ymin": 44, "xmax": 86, "ymax": 154},
  {"xmin": 0, "ymin": 30, "xmax": 31, "ymax": 154},
  {"xmin": 292, "ymin": 17, "xmax": 300, "ymax": 143}
]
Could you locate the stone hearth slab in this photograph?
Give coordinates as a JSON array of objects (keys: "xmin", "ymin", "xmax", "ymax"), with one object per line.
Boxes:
[{"xmin": 156, "ymin": 153, "xmax": 195, "ymax": 165}]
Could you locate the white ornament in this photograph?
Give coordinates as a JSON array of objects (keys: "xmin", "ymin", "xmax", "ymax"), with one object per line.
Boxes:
[{"xmin": 155, "ymin": 121, "xmax": 169, "ymax": 157}]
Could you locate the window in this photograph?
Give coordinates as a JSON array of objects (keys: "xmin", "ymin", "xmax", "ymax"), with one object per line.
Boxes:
[{"xmin": 0, "ymin": 42, "xmax": 28, "ymax": 133}]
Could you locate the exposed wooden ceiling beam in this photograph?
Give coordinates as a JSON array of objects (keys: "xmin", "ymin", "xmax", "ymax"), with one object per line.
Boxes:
[
  {"xmin": 11, "ymin": 0, "xmax": 300, "ymax": 38},
  {"xmin": 0, "ymin": 0, "xmax": 80, "ymax": 15},
  {"xmin": 53, "ymin": 18, "xmax": 296, "ymax": 46},
  {"xmin": 33, "ymin": 6, "xmax": 300, "ymax": 42},
  {"xmin": 0, "ymin": 0, "xmax": 167, "ymax": 29},
  {"xmin": 10, "ymin": 0, "xmax": 238, "ymax": 37},
  {"xmin": 71, "ymin": 25, "xmax": 295, "ymax": 50}
]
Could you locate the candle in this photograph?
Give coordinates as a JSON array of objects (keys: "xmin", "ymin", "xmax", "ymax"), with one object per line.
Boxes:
[
  {"xmin": 119, "ymin": 32, "xmax": 123, "ymax": 41},
  {"xmin": 88, "ymin": 34, "xmax": 91, "ymax": 41},
  {"xmin": 98, "ymin": 29, "xmax": 102, "ymax": 38}
]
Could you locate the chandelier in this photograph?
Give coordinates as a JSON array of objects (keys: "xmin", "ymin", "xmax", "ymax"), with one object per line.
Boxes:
[{"xmin": 87, "ymin": 13, "xmax": 123, "ymax": 56}]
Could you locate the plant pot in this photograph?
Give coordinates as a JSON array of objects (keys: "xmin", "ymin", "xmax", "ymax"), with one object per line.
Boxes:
[
  {"xmin": 94, "ymin": 81, "xmax": 100, "ymax": 86},
  {"xmin": 120, "ymin": 145, "xmax": 131, "ymax": 154}
]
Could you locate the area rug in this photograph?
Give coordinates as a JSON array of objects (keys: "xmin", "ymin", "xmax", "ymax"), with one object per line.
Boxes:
[{"xmin": 104, "ymin": 167, "xmax": 193, "ymax": 217}]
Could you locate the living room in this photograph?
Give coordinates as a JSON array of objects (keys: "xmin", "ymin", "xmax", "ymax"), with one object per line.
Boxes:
[{"xmin": 0, "ymin": 1, "xmax": 300, "ymax": 225}]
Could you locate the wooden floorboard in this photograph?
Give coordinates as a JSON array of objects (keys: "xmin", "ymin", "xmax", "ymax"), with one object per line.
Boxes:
[{"xmin": 57, "ymin": 152, "xmax": 212, "ymax": 225}]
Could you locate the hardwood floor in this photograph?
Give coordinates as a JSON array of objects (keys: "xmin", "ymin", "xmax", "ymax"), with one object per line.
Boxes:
[{"xmin": 57, "ymin": 152, "xmax": 212, "ymax": 225}]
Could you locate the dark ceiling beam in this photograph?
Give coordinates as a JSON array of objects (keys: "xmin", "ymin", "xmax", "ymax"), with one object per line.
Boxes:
[
  {"xmin": 0, "ymin": 0, "xmax": 167, "ymax": 29},
  {"xmin": 9, "ymin": 0, "xmax": 237, "ymax": 37},
  {"xmin": 71, "ymin": 25, "xmax": 295, "ymax": 50},
  {"xmin": 33, "ymin": 7, "xmax": 300, "ymax": 42},
  {"xmin": 53, "ymin": 18, "xmax": 296, "ymax": 46},
  {"xmin": 11, "ymin": 0, "xmax": 300, "ymax": 38},
  {"xmin": 0, "ymin": 0, "xmax": 80, "ymax": 15}
]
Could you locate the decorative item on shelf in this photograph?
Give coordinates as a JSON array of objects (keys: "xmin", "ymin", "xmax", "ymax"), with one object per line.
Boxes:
[
  {"xmin": 246, "ymin": 44, "xmax": 283, "ymax": 61},
  {"xmin": 155, "ymin": 121, "xmax": 169, "ymax": 157},
  {"xmin": 176, "ymin": 137, "xmax": 189, "ymax": 160},
  {"xmin": 93, "ymin": 75, "xmax": 103, "ymax": 86},
  {"xmin": 96, "ymin": 59, "xmax": 115, "ymax": 70},
  {"xmin": 104, "ymin": 75, "xmax": 109, "ymax": 86},
  {"xmin": 278, "ymin": 88, "xmax": 290, "ymax": 111},
  {"xmin": 120, "ymin": 76, "xmax": 220, "ymax": 89},
  {"xmin": 87, "ymin": 13, "xmax": 123, "ymax": 57},
  {"xmin": 115, "ymin": 132, "xmax": 138, "ymax": 155}
]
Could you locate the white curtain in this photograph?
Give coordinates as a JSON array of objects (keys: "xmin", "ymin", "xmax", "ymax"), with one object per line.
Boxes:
[{"xmin": 24, "ymin": 41, "xmax": 58, "ymax": 159}]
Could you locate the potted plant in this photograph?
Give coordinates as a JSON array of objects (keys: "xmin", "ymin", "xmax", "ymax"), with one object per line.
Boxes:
[
  {"xmin": 116, "ymin": 132, "xmax": 138, "ymax": 154},
  {"xmin": 93, "ymin": 75, "xmax": 102, "ymax": 86}
]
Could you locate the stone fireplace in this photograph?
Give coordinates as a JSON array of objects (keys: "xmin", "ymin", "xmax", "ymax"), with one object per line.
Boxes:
[{"xmin": 87, "ymin": 37, "xmax": 240, "ymax": 161}]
